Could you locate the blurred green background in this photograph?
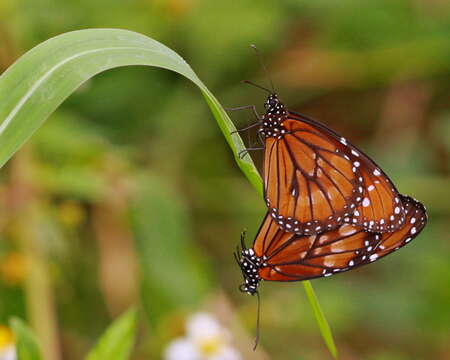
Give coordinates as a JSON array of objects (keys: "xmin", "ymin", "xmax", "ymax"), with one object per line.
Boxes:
[{"xmin": 0, "ymin": 0, "xmax": 449, "ymax": 359}]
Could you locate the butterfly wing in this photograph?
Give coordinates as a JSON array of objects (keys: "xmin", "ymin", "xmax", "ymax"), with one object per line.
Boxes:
[
  {"xmin": 254, "ymin": 195, "xmax": 426, "ymax": 282},
  {"xmin": 264, "ymin": 111, "xmax": 406, "ymax": 235},
  {"xmin": 264, "ymin": 117, "xmax": 364, "ymax": 235},
  {"xmin": 346, "ymin": 170, "xmax": 405, "ymax": 232},
  {"xmin": 363, "ymin": 195, "xmax": 427, "ymax": 259}
]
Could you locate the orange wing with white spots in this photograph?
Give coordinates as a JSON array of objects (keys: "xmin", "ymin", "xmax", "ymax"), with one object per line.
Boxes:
[
  {"xmin": 264, "ymin": 116, "xmax": 364, "ymax": 235},
  {"xmin": 253, "ymin": 195, "xmax": 426, "ymax": 282},
  {"xmin": 264, "ymin": 110, "xmax": 406, "ymax": 234}
]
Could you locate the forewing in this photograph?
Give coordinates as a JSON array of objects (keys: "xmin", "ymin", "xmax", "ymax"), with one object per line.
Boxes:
[
  {"xmin": 264, "ymin": 116, "xmax": 364, "ymax": 235},
  {"xmin": 265, "ymin": 111, "xmax": 407, "ymax": 234},
  {"xmin": 346, "ymin": 167, "xmax": 406, "ymax": 232}
]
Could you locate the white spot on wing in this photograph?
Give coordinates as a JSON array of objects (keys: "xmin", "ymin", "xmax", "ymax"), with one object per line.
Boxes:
[
  {"xmin": 369, "ymin": 254, "xmax": 378, "ymax": 261},
  {"xmin": 362, "ymin": 198, "xmax": 371, "ymax": 207}
]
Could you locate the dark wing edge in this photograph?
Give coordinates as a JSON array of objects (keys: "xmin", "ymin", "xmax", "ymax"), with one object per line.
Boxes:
[{"xmin": 289, "ymin": 110, "xmax": 407, "ymax": 232}]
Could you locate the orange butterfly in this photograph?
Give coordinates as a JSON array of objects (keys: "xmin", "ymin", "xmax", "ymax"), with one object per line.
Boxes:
[
  {"xmin": 236, "ymin": 195, "xmax": 426, "ymax": 294},
  {"xmin": 237, "ymin": 92, "xmax": 406, "ymax": 235}
]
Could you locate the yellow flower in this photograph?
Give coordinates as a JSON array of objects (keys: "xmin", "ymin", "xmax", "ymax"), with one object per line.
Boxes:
[
  {"xmin": 1, "ymin": 253, "xmax": 26, "ymax": 286},
  {"xmin": 0, "ymin": 326, "xmax": 13, "ymax": 349}
]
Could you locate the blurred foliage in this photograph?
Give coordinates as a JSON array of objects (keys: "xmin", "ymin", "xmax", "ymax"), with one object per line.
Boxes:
[
  {"xmin": 11, "ymin": 318, "xmax": 42, "ymax": 360},
  {"xmin": 85, "ymin": 308, "xmax": 136, "ymax": 360},
  {"xmin": 0, "ymin": 0, "xmax": 449, "ymax": 359}
]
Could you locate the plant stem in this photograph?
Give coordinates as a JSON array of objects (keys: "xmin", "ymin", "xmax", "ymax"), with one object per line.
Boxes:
[{"xmin": 303, "ymin": 281, "xmax": 338, "ymax": 359}]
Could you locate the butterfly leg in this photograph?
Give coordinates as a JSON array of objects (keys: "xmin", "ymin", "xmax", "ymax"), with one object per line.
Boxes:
[
  {"xmin": 257, "ymin": 131, "xmax": 265, "ymax": 146},
  {"xmin": 227, "ymin": 105, "xmax": 262, "ymax": 134},
  {"xmin": 225, "ymin": 104, "xmax": 261, "ymax": 119},
  {"xmin": 238, "ymin": 146, "xmax": 264, "ymax": 159},
  {"xmin": 231, "ymin": 121, "xmax": 261, "ymax": 134}
]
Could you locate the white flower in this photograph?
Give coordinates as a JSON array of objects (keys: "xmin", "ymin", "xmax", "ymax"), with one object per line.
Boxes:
[
  {"xmin": 164, "ymin": 313, "xmax": 241, "ymax": 360},
  {"xmin": 0, "ymin": 346, "xmax": 16, "ymax": 360}
]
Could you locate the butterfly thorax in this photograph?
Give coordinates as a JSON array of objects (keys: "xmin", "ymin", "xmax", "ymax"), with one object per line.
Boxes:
[
  {"xmin": 259, "ymin": 93, "xmax": 288, "ymax": 139},
  {"xmin": 238, "ymin": 248, "xmax": 263, "ymax": 295}
]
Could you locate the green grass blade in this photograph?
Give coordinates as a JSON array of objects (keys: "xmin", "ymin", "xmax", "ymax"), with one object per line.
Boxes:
[
  {"xmin": 85, "ymin": 308, "xmax": 137, "ymax": 360},
  {"xmin": 10, "ymin": 318, "xmax": 42, "ymax": 360},
  {"xmin": 303, "ymin": 282, "xmax": 338, "ymax": 359},
  {"xmin": 0, "ymin": 29, "xmax": 336, "ymax": 357},
  {"xmin": 0, "ymin": 28, "xmax": 258, "ymax": 186}
]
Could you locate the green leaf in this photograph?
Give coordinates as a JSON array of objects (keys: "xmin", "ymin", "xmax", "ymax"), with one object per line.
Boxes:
[
  {"xmin": 0, "ymin": 28, "xmax": 259, "ymax": 188},
  {"xmin": 0, "ymin": 29, "xmax": 336, "ymax": 357},
  {"xmin": 10, "ymin": 318, "xmax": 42, "ymax": 360},
  {"xmin": 303, "ymin": 282, "xmax": 338, "ymax": 359},
  {"xmin": 85, "ymin": 308, "xmax": 137, "ymax": 360}
]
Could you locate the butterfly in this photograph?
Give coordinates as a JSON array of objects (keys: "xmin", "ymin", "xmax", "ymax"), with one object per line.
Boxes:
[
  {"xmin": 236, "ymin": 194, "xmax": 426, "ymax": 294},
  {"xmin": 235, "ymin": 91, "xmax": 406, "ymax": 235}
]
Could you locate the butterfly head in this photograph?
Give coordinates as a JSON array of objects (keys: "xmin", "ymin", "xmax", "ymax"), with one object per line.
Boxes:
[
  {"xmin": 264, "ymin": 93, "xmax": 286, "ymax": 115},
  {"xmin": 236, "ymin": 247, "xmax": 262, "ymax": 295}
]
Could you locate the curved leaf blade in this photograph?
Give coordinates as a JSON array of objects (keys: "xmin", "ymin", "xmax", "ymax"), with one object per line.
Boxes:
[{"xmin": 0, "ymin": 28, "xmax": 259, "ymax": 187}]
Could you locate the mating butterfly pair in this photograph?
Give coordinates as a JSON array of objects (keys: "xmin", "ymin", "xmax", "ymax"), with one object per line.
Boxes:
[{"xmin": 234, "ymin": 92, "xmax": 427, "ymax": 295}]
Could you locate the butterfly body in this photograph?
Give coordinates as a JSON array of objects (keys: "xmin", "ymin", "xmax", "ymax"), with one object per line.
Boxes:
[
  {"xmin": 258, "ymin": 94, "xmax": 288, "ymax": 139},
  {"xmin": 237, "ymin": 248, "xmax": 263, "ymax": 295}
]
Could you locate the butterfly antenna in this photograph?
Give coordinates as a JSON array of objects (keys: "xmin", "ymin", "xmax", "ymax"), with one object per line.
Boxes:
[
  {"xmin": 241, "ymin": 80, "xmax": 272, "ymax": 94},
  {"xmin": 253, "ymin": 291, "xmax": 261, "ymax": 351},
  {"xmin": 240, "ymin": 230, "xmax": 247, "ymax": 249},
  {"xmin": 250, "ymin": 44, "xmax": 275, "ymax": 94}
]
